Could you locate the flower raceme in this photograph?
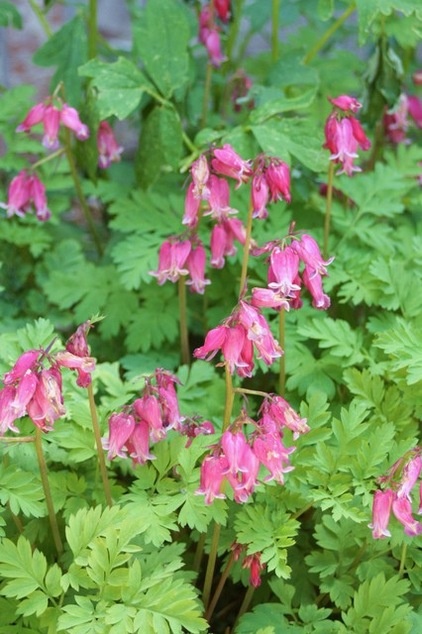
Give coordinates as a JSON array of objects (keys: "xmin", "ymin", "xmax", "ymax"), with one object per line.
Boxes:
[
  {"xmin": 0, "ymin": 170, "xmax": 51, "ymax": 221},
  {"xmin": 193, "ymin": 300, "xmax": 282, "ymax": 377},
  {"xmin": 0, "ymin": 331, "xmax": 95, "ymax": 435},
  {"xmin": 196, "ymin": 397, "xmax": 308, "ymax": 505},
  {"xmin": 251, "ymin": 234, "xmax": 333, "ymax": 311},
  {"xmin": 370, "ymin": 449, "xmax": 422, "ymax": 539},
  {"xmin": 323, "ymin": 95, "xmax": 371, "ymax": 175},
  {"xmin": 17, "ymin": 99, "xmax": 89, "ymax": 149},
  {"xmin": 198, "ymin": 5, "xmax": 227, "ymax": 67},
  {"xmin": 97, "ymin": 121, "xmax": 123, "ymax": 168}
]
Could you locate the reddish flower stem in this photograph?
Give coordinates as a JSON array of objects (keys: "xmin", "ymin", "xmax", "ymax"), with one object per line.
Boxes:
[{"xmin": 87, "ymin": 383, "xmax": 113, "ymax": 506}]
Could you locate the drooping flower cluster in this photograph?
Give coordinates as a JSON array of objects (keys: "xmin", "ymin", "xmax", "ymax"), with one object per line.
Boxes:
[
  {"xmin": 323, "ymin": 94, "xmax": 371, "ymax": 175},
  {"xmin": 151, "ymin": 144, "xmax": 291, "ymax": 293},
  {"xmin": 198, "ymin": 1, "xmax": 231, "ymax": 67},
  {"xmin": 370, "ymin": 448, "xmax": 422, "ymax": 538},
  {"xmin": 0, "ymin": 325, "xmax": 95, "ymax": 435},
  {"xmin": 231, "ymin": 543, "xmax": 265, "ymax": 587},
  {"xmin": 97, "ymin": 121, "xmax": 123, "ymax": 168},
  {"xmin": 150, "ymin": 236, "xmax": 210, "ymax": 294},
  {"xmin": 194, "ymin": 300, "xmax": 282, "ymax": 377},
  {"xmin": 251, "ymin": 233, "xmax": 334, "ymax": 311},
  {"xmin": 1, "ymin": 95, "xmax": 123, "ymax": 223},
  {"xmin": 104, "ymin": 369, "xmax": 185, "ymax": 464},
  {"xmin": 17, "ymin": 100, "xmax": 90, "ymax": 149},
  {"xmin": 0, "ymin": 170, "xmax": 51, "ymax": 221},
  {"xmin": 383, "ymin": 93, "xmax": 422, "ymax": 144},
  {"xmin": 196, "ymin": 394, "xmax": 308, "ymax": 504}
]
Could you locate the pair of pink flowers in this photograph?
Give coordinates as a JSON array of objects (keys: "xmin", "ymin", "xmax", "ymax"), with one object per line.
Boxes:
[
  {"xmin": 370, "ymin": 449, "xmax": 422, "ymax": 538},
  {"xmin": 324, "ymin": 95, "xmax": 371, "ymax": 175},
  {"xmin": 196, "ymin": 394, "xmax": 308, "ymax": 504},
  {"xmin": 0, "ymin": 322, "xmax": 95, "ymax": 435},
  {"xmin": 251, "ymin": 234, "xmax": 334, "ymax": 311},
  {"xmin": 383, "ymin": 93, "xmax": 422, "ymax": 144},
  {"xmin": 17, "ymin": 100, "xmax": 90, "ymax": 150},
  {"xmin": 0, "ymin": 170, "xmax": 50, "ymax": 221},
  {"xmin": 194, "ymin": 300, "xmax": 282, "ymax": 377},
  {"xmin": 198, "ymin": 1, "xmax": 231, "ymax": 67},
  {"xmin": 150, "ymin": 237, "xmax": 210, "ymax": 294},
  {"xmin": 104, "ymin": 369, "xmax": 184, "ymax": 464}
]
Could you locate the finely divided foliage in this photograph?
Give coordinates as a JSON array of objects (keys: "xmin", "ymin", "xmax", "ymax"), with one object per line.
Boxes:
[{"xmin": 0, "ymin": 1, "xmax": 421, "ymax": 633}]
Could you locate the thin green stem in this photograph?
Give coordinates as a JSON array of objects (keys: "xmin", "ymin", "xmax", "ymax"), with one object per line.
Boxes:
[
  {"xmin": 64, "ymin": 131, "xmax": 103, "ymax": 257},
  {"xmin": 398, "ymin": 543, "xmax": 407, "ymax": 577},
  {"xmin": 223, "ymin": 364, "xmax": 235, "ymax": 431},
  {"xmin": 234, "ymin": 387, "xmax": 270, "ymax": 398},
  {"xmin": 239, "ymin": 204, "xmax": 254, "ymax": 297},
  {"xmin": 233, "ymin": 585, "xmax": 255, "ymax": 629},
  {"xmin": 29, "ymin": 0, "xmax": 52, "ymax": 37},
  {"xmin": 202, "ymin": 523, "xmax": 221, "ymax": 610},
  {"xmin": 304, "ymin": 2, "xmax": 356, "ymax": 64},
  {"xmin": 292, "ymin": 502, "xmax": 314, "ymax": 520},
  {"xmin": 225, "ymin": 0, "xmax": 245, "ymax": 66},
  {"xmin": 201, "ymin": 63, "xmax": 213, "ymax": 128},
  {"xmin": 0, "ymin": 436, "xmax": 35, "ymax": 443},
  {"xmin": 271, "ymin": 0, "xmax": 280, "ymax": 63},
  {"xmin": 88, "ymin": 0, "xmax": 98, "ymax": 59},
  {"xmin": 323, "ymin": 160, "xmax": 335, "ymax": 259},
  {"xmin": 31, "ymin": 148, "xmax": 66, "ymax": 171},
  {"xmin": 87, "ymin": 383, "xmax": 113, "ymax": 506},
  {"xmin": 278, "ymin": 308, "xmax": 285, "ymax": 396},
  {"xmin": 205, "ymin": 552, "xmax": 235, "ymax": 621},
  {"xmin": 193, "ymin": 533, "xmax": 206, "ymax": 574},
  {"xmin": 178, "ymin": 277, "xmax": 190, "ymax": 365},
  {"xmin": 34, "ymin": 429, "xmax": 63, "ymax": 555},
  {"xmin": 181, "ymin": 130, "xmax": 197, "ymax": 154}
]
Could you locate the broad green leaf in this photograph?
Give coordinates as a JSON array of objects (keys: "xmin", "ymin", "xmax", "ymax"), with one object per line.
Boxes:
[
  {"xmin": 136, "ymin": 106, "xmax": 183, "ymax": 188},
  {"xmin": 252, "ymin": 118, "xmax": 326, "ymax": 171},
  {"xmin": 33, "ymin": 16, "xmax": 87, "ymax": 104},
  {"xmin": 79, "ymin": 57, "xmax": 153, "ymax": 119},
  {"xmin": 0, "ymin": 1, "xmax": 22, "ymax": 28},
  {"xmin": 133, "ymin": 0, "xmax": 190, "ymax": 98},
  {"xmin": 355, "ymin": 0, "xmax": 422, "ymax": 43}
]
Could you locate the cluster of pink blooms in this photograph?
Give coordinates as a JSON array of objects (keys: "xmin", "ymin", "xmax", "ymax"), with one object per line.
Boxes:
[
  {"xmin": 323, "ymin": 95, "xmax": 371, "ymax": 175},
  {"xmin": 370, "ymin": 448, "xmax": 422, "ymax": 539},
  {"xmin": 231, "ymin": 543, "xmax": 265, "ymax": 587},
  {"xmin": 151, "ymin": 144, "xmax": 292, "ymax": 293},
  {"xmin": 251, "ymin": 233, "xmax": 334, "ymax": 311},
  {"xmin": 194, "ymin": 300, "xmax": 282, "ymax": 377},
  {"xmin": 0, "ymin": 322, "xmax": 95, "ymax": 435},
  {"xmin": 103, "ymin": 369, "xmax": 216, "ymax": 464},
  {"xmin": 0, "ymin": 170, "xmax": 51, "ymax": 221},
  {"xmin": 1, "ymin": 97, "xmax": 122, "ymax": 222},
  {"xmin": 17, "ymin": 99, "xmax": 89, "ymax": 149},
  {"xmin": 198, "ymin": 0, "xmax": 231, "ymax": 67},
  {"xmin": 383, "ymin": 93, "xmax": 422, "ymax": 144},
  {"xmin": 196, "ymin": 394, "xmax": 309, "ymax": 504}
]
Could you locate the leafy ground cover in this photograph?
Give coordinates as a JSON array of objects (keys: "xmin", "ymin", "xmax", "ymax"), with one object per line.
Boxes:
[{"xmin": 0, "ymin": 1, "xmax": 422, "ymax": 632}]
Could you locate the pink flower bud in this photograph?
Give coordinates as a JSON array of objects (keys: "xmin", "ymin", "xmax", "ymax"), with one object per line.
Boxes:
[
  {"xmin": 60, "ymin": 104, "xmax": 90, "ymax": 140},
  {"xmin": 3, "ymin": 349, "xmax": 41, "ymax": 385},
  {"xmin": 329, "ymin": 95, "xmax": 362, "ymax": 113},
  {"xmin": 126, "ymin": 420, "xmax": 156, "ymax": 465},
  {"xmin": 243, "ymin": 553, "xmax": 264, "ymax": 587},
  {"xmin": 251, "ymin": 173, "xmax": 270, "ymax": 219},
  {"xmin": 182, "ymin": 182, "xmax": 201, "ymax": 228},
  {"xmin": 97, "ymin": 121, "xmax": 123, "ymax": 168},
  {"xmin": 42, "ymin": 104, "xmax": 61, "ymax": 149},
  {"xmin": 196, "ymin": 454, "xmax": 229, "ymax": 504},
  {"xmin": 392, "ymin": 496, "xmax": 422, "ymax": 536},
  {"xmin": 29, "ymin": 174, "xmax": 51, "ymax": 221},
  {"xmin": 150, "ymin": 239, "xmax": 191, "ymax": 284},
  {"xmin": 0, "ymin": 386, "xmax": 20, "ymax": 434},
  {"xmin": 253, "ymin": 432, "xmax": 295, "ymax": 483},
  {"xmin": 16, "ymin": 102, "xmax": 47, "ymax": 133},
  {"xmin": 27, "ymin": 366, "xmax": 65, "ymax": 431},
  {"xmin": 194, "ymin": 325, "xmax": 227, "ymax": 361},
  {"xmin": 185, "ymin": 242, "xmax": 210, "ymax": 294},
  {"xmin": 215, "ymin": 0, "xmax": 231, "ymax": 22},
  {"xmin": 104, "ymin": 411, "xmax": 136, "ymax": 460},
  {"xmin": 191, "ymin": 155, "xmax": 210, "ymax": 199},
  {"xmin": 211, "ymin": 144, "xmax": 252, "ymax": 186},
  {"xmin": 369, "ymin": 489, "xmax": 394, "ymax": 539},
  {"xmin": 265, "ymin": 161, "xmax": 291, "ymax": 203},
  {"xmin": 0, "ymin": 171, "xmax": 32, "ymax": 218}
]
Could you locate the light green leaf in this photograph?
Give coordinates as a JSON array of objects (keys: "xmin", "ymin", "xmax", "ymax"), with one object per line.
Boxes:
[
  {"xmin": 79, "ymin": 57, "xmax": 153, "ymax": 119},
  {"xmin": 133, "ymin": 0, "xmax": 190, "ymax": 98},
  {"xmin": 33, "ymin": 16, "xmax": 87, "ymax": 104}
]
